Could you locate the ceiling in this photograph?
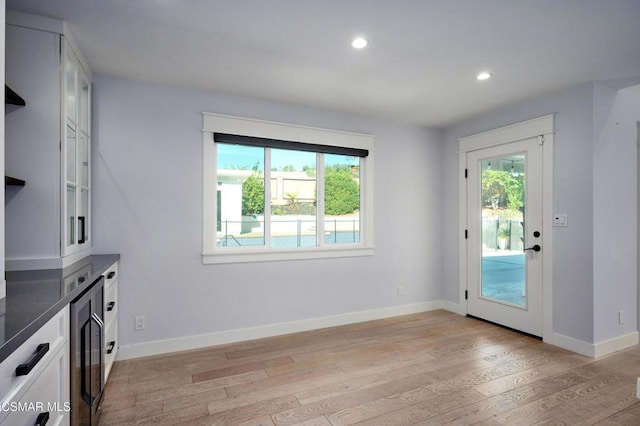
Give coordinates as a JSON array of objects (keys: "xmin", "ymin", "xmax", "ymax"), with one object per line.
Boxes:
[{"xmin": 6, "ymin": 0, "xmax": 640, "ymax": 128}]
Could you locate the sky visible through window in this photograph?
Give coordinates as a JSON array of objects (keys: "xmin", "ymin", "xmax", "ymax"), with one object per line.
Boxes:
[{"xmin": 217, "ymin": 144, "xmax": 356, "ymax": 171}]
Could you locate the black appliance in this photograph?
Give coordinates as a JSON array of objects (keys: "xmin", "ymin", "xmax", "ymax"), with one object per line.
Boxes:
[{"xmin": 70, "ymin": 276, "xmax": 105, "ymax": 426}]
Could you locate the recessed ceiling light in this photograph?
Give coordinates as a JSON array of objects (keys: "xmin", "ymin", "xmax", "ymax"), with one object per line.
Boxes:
[
  {"xmin": 351, "ymin": 37, "xmax": 368, "ymax": 49},
  {"xmin": 477, "ymin": 72, "xmax": 492, "ymax": 81}
]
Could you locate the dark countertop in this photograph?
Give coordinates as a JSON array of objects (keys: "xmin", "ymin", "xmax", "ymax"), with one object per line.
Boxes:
[{"xmin": 1, "ymin": 254, "xmax": 120, "ymax": 363}]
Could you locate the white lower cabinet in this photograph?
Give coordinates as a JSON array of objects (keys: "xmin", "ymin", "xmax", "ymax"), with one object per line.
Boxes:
[
  {"xmin": 0, "ymin": 346, "xmax": 69, "ymax": 426},
  {"xmin": 103, "ymin": 262, "xmax": 119, "ymax": 381},
  {"xmin": 104, "ymin": 321, "xmax": 118, "ymax": 381},
  {"xmin": 0, "ymin": 307, "xmax": 70, "ymax": 426}
]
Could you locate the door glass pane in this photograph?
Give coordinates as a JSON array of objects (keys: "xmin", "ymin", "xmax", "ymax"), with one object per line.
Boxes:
[
  {"xmin": 480, "ymin": 154, "xmax": 526, "ymax": 306},
  {"xmin": 67, "ymin": 185, "xmax": 76, "ymax": 246},
  {"xmin": 216, "ymin": 143, "xmax": 265, "ymax": 247},
  {"xmin": 67, "ymin": 125, "xmax": 76, "ymax": 183},
  {"xmin": 66, "ymin": 52, "xmax": 77, "ymax": 122},
  {"xmin": 79, "ymin": 133, "xmax": 89, "ymax": 187},
  {"xmin": 324, "ymin": 154, "xmax": 360, "ymax": 244},
  {"xmin": 270, "ymin": 149, "xmax": 316, "ymax": 248}
]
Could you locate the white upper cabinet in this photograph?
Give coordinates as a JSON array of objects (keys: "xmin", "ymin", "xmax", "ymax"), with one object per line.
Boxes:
[
  {"xmin": 5, "ymin": 11, "xmax": 92, "ymax": 270},
  {"xmin": 63, "ymin": 42, "xmax": 92, "ymax": 258}
]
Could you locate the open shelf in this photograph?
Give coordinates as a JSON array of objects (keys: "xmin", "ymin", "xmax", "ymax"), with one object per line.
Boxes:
[
  {"xmin": 5, "ymin": 84, "xmax": 25, "ymax": 106},
  {"xmin": 5, "ymin": 176, "xmax": 26, "ymax": 187},
  {"xmin": 5, "ymin": 85, "xmax": 27, "ymax": 188}
]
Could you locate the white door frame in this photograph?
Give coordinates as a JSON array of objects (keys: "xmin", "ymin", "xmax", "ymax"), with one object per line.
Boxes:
[{"xmin": 458, "ymin": 115, "xmax": 554, "ymax": 342}]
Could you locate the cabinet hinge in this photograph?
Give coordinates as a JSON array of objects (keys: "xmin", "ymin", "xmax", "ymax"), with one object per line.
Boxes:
[
  {"xmin": 537, "ymin": 135, "xmax": 545, "ymax": 146},
  {"xmin": 465, "ymin": 290, "xmax": 468, "ymax": 300}
]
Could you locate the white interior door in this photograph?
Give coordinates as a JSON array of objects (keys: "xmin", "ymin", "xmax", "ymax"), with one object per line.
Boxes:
[{"xmin": 467, "ymin": 136, "xmax": 543, "ymax": 336}]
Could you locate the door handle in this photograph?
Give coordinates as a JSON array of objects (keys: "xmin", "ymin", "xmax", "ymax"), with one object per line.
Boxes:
[{"xmin": 524, "ymin": 244, "xmax": 541, "ymax": 252}]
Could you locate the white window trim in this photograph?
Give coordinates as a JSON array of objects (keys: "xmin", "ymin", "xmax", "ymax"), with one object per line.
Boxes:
[{"xmin": 202, "ymin": 112, "xmax": 375, "ymax": 264}]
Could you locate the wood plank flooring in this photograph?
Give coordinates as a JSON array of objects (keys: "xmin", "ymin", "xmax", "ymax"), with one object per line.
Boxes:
[{"xmin": 98, "ymin": 310, "xmax": 640, "ymax": 425}]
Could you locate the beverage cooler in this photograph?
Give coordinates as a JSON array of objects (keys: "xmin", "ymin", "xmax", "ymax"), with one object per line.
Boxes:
[{"xmin": 70, "ymin": 276, "xmax": 105, "ymax": 426}]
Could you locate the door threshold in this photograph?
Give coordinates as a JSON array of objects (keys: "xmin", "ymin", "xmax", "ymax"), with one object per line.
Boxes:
[{"xmin": 466, "ymin": 314, "xmax": 542, "ymax": 340}]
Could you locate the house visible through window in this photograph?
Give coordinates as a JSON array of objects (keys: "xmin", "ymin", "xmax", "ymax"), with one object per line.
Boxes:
[{"xmin": 202, "ymin": 113, "xmax": 374, "ymax": 264}]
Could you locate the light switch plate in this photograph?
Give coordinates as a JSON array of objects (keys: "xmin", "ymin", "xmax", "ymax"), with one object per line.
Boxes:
[{"xmin": 553, "ymin": 214, "xmax": 568, "ymax": 227}]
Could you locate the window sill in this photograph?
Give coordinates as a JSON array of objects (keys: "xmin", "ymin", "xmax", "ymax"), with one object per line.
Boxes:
[{"xmin": 202, "ymin": 246, "xmax": 374, "ymax": 264}]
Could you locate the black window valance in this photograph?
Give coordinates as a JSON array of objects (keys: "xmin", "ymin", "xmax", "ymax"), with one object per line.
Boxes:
[{"xmin": 214, "ymin": 133, "xmax": 368, "ymax": 158}]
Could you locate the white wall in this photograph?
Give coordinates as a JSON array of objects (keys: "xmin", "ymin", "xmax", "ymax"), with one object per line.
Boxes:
[
  {"xmin": 91, "ymin": 74, "xmax": 443, "ymax": 353},
  {"xmin": 442, "ymin": 83, "xmax": 596, "ymax": 343},
  {"xmin": 592, "ymin": 83, "xmax": 640, "ymax": 343}
]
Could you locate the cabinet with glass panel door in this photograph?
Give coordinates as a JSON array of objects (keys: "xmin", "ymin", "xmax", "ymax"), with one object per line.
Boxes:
[
  {"xmin": 5, "ymin": 12, "xmax": 92, "ymax": 270},
  {"xmin": 63, "ymin": 43, "xmax": 92, "ymax": 257}
]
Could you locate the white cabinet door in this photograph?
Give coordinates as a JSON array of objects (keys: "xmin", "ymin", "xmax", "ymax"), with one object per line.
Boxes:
[
  {"xmin": 103, "ymin": 262, "xmax": 119, "ymax": 380},
  {"xmin": 62, "ymin": 41, "xmax": 92, "ymax": 258},
  {"xmin": 0, "ymin": 345, "xmax": 69, "ymax": 426},
  {"xmin": 0, "ymin": 307, "xmax": 69, "ymax": 425}
]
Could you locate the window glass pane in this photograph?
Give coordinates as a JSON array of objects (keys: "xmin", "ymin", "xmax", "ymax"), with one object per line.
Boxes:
[
  {"xmin": 270, "ymin": 149, "xmax": 317, "ymax": 248},
  {"xmin": 216, "ymin": 143, "xmax": 265, "ymax": 247},
  {"xmin": 324, "ymin": 154, "xmax": 360, "ymax": 244}
]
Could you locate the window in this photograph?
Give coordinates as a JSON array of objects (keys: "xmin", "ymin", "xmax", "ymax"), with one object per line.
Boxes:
[{"xmin": 203, "ymin": 113, "xmax": 374, "ymax": 264}]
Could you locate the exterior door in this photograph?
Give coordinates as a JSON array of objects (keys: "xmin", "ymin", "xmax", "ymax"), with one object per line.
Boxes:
[{"xmin": 467, "ymin": 136, "xmax": 543, "ymax": 336}]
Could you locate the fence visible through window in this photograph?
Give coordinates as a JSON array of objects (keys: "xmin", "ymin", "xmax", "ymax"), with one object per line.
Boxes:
[
  {"xmin": 482, "ymin": 218, "xmax": 524, "ymax": 252},
  {"xmin": 218, "ymin": 219, "xmax": 360, "ymax": 248}
]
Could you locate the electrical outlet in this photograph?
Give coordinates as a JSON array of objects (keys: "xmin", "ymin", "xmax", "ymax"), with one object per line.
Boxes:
[
  {"xmin": 135, "ymin": 315, "xmax": 145, "ymax": 331},
  {"xmin": 619, "ymin": 310, "xmax": 624, "ymax": 324},
  {"xmin": 397, "ymin": 285, "xmax": 405, "ymax": 296}
]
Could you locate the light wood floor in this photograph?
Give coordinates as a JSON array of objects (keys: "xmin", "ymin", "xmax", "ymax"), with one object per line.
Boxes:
[{"xmin": 99, "ymin": 310, "xmax": 640, "ymax": 425}]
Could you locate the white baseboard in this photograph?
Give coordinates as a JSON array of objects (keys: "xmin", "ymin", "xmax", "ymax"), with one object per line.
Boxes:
[
  {"xmin": 546, "ymin": 331, "xmax": 639, "ymax": 358},
  {"xmin": 593, "ymin": 331, "xmax": 639, "ymax": 358},
  {"xmin": 545, "ymin": 332, "xmax": 596, "ymax": 357},
  {"xmin": 116, "ymin": 300, "xmax": 640, "ymax": 361},
  {"xmin": 116, "ymin": 300, "xmax": 444, "ymax": 360},
  {"xmin": 442, "ymin": 300, "xmax": 466, "ymax": 316}
]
